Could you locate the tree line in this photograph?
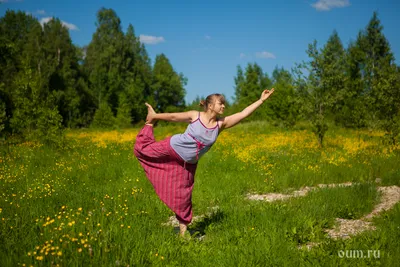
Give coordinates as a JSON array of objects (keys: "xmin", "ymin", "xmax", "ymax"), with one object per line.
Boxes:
[
  {"xmin": 0, "ymin": 8, "xmax": 399, "ymax": 146},
  {"xmin": 228, "ymin": 12, "xmax": 399, "ymax": 147}
]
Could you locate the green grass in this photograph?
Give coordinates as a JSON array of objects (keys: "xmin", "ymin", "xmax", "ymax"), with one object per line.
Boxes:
[{"xmin": 0, "ymin": 122, "xmax": 399, "ymax": 266}]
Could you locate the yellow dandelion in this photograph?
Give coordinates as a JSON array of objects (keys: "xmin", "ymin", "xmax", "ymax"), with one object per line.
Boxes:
[{"xmin": 78, "ymin": 248, "xmax": 82, "ymax": 253}]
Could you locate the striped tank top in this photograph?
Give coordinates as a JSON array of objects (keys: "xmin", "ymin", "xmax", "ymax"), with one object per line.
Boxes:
[{"xmin": 170, "ymin": 113, "xmax": 219, "ymax": 164}]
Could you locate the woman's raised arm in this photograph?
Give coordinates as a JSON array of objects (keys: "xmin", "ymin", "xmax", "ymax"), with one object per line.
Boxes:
[{"xmin": 220, "ymin": 88, "xmax": 274, "ymax": 130}]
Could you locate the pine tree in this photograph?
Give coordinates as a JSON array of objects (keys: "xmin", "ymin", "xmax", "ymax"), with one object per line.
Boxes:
[{"xmin": 346, "ymin": 12, "xmax": 399, "ymax": 143}]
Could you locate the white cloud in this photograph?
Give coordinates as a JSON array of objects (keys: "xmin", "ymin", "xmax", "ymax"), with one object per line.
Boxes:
[
  {"xmin": 239, "ymin": 53, "xmax": 246, "ymax": 59},
  {"xmin": 255, "ymin": 51, "xmax": 276, "ymax": 59},
  {"xmin": 311, "ymin": 0, "xmax": 350, "ymax": 11},
  {"xmin": 62, "ymin": 21, "xmax": 78, "ymax": 31},
  {"xmin": 40, "ymin": 17, "xmax": 79, "ymax": 31},
  {"xmin": 0, "ymin": 0, "xmax": 23, "ymax": 2},
  {"xmin": 40, "ymin": 17, "xmax": 52, "ymax": 24},
  {"xmin": 36, "ymin": 9, "xmax": 46, "ymax": 15},
  {"xmin": 139, "ymin": 34, "xmax": 165, "ymax": 45},
  {"xmin": 205, "ymin": 35, "xmax": 211, "ymax": 40}
]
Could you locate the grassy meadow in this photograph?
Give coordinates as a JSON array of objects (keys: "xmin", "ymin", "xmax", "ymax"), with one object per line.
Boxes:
[{"xmin": 1, "ymin": 121, "xmax": 399, "ymax": 266}]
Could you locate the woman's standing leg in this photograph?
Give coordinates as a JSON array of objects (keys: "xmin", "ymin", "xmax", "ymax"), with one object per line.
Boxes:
[{"xmin": 179, "ymin": 222, "xmax": 188, "ymax": 236}]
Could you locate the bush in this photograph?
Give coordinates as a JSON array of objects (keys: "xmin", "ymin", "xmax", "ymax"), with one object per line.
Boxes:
[{"xmin": 91, "ymin": 102, "xmax": 116, "ymax": 129}]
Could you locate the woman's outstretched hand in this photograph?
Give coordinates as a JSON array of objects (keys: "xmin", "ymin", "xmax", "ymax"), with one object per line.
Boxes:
[{"xmin": 260, "ymin": 88, "xmax": 275, "ymax": 102}]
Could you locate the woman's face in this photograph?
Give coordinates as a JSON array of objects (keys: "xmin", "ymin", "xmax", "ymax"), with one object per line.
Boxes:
[{"xmin": 210, "ymin": 97, "xmax": 225, "ymax": 115}]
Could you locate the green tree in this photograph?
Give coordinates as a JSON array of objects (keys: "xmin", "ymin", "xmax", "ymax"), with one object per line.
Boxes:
[
  {"xmin": 269, "ymin": 67, "xmax": 298, "ymax": 127},
  {"xmin": 116, "ymin": 92, "xmax": 132, "ymax": 128},
  {"xmin": 0, "ymin": 11, "xmax": 42, "ymax": 134},
  {"xmin": 91, "ymin": 101, "xmax": 116, "ymax": 129},
  {"xmin": 360, "ymin": 12, "xmax": 399, "ymax": 143},
  {"xmin": 233, "ymin": 65, "xmax": 245, "ymax": 104},
  {"xmin": 84, "ymin": 8, "xmax": 125, "ymax": 113},
  {"xmin": 294, "ymin": 31, "xmax": 346, "ymax": 147},
  {"xmin": 232, "ymin": 63, "xmax": 271, "ymax": 121},
  {"xmin": 340, "ymin": 13, "xmax": 399, "ymax": 143},
  {"xmin": 152, "ymin": 54, "xmax": 186, "ymax": 113},
  {"xmin": 41, "ymin": 18, "xmax": 85, "ymax": 128},
  {"xmin": 10, "ymin": 61, "xmax": 63, "ymax": 145},
  {"xmin": 123, "ymin": 24, "xmax": 153, "ymax": 123}
]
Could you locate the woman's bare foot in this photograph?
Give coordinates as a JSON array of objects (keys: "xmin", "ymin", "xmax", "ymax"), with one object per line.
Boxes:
[
  {"xmin": 179, "ymin": 222, "xmax": 189, "ymax": 238},
  {"xmin": 145, "ymin": 103, "xmax": 157, "ymax": 126}
]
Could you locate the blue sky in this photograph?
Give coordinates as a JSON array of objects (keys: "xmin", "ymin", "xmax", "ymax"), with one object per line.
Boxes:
[{"xmin": 1, "ymin": 0, "xmax": 399, "ymax": 104}]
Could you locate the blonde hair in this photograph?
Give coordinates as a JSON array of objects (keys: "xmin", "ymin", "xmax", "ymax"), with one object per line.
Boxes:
[{"xmin": 199, "ymin": 94, "xmax": 225, "ymax": 111}]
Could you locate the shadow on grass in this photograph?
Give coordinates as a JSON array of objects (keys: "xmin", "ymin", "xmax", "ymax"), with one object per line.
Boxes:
[{"xmin": 173, "ymin": 210, "xmax": 225, "ymax": 237}]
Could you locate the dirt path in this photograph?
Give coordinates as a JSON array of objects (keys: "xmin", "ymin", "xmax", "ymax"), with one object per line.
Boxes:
[
  {"xmin": 246, "ymin": 182, "xmax": 354, "ymax": 201},
  {"xmin": 325, "ymin": 185, "xmax": 400, "ymax": 240},
  {"xmin": 247, "ymin": 182, "xmax": 400, "ymax": 249}
]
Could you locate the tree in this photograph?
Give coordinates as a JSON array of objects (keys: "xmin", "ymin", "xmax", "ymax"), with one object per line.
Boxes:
[
  {"xmin": 232, "ymin": 63, "xmax": 272, "ymax": 121},
  {"xmin": 233, "ymin": 65, "xmax": 245, "ymax": 104},
  {"xmin": 84, "ymin": 8, "xmax": 125, "ymax": 114},
  {"xmin": 152, "ymin": 54, "xmax": 186, "ymax": 113},
  {"xmin": 0, "ymin": 11, "xmax": 42, "ymax": 134},
  {"xmin": 342, "ymin": 12, "xmax": 399, "ymax": 143},
  {"xmin": 123, "ymin": 24, "xmax": 153, "ymax": 123},
  {"xmin": 268, "ymin": 67, "xmax": 298, "ymax": 127},
  {"xmin": 294, "ymin": 31, "xmax": 346, "ymax": 147},
  {"xmin": 41, "ymin": 18, "xmax": 85, "ymax": 127},
  {"xmin": 10, "ymin": 60, "xmax": 63, "ymax": 145}
]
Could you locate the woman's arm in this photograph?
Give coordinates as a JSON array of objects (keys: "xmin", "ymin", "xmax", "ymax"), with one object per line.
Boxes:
[
  {"xmin": 153, "ymin": 111, "xmax": 198, "ymax": 123},
  {"xmin": 145, "ymin": 102, "xmax": 198, "ymax": 124},
  {"xmin": 220, "ymin": 88, "xmax": 274, "ymax": 130}
]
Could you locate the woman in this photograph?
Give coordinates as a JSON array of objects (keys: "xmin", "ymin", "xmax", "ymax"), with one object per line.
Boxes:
[{"xmin": 134, "ymin": 88, "xmax": 274, "ymax": 236}]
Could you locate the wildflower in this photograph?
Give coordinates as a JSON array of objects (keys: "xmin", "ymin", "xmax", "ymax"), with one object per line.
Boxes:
[
  {"xmin": 78, "ymin": 248, "xmax": 82, "ymax": 253},
  {"xmin": 57, "ymin": 251, "xmax": 62, "ymax": 256}
]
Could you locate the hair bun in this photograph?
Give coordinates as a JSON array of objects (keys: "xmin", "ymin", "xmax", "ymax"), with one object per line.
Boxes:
[{"xmin": 199, "ymin": 100, "xmax": 206, "ymax": 106}]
